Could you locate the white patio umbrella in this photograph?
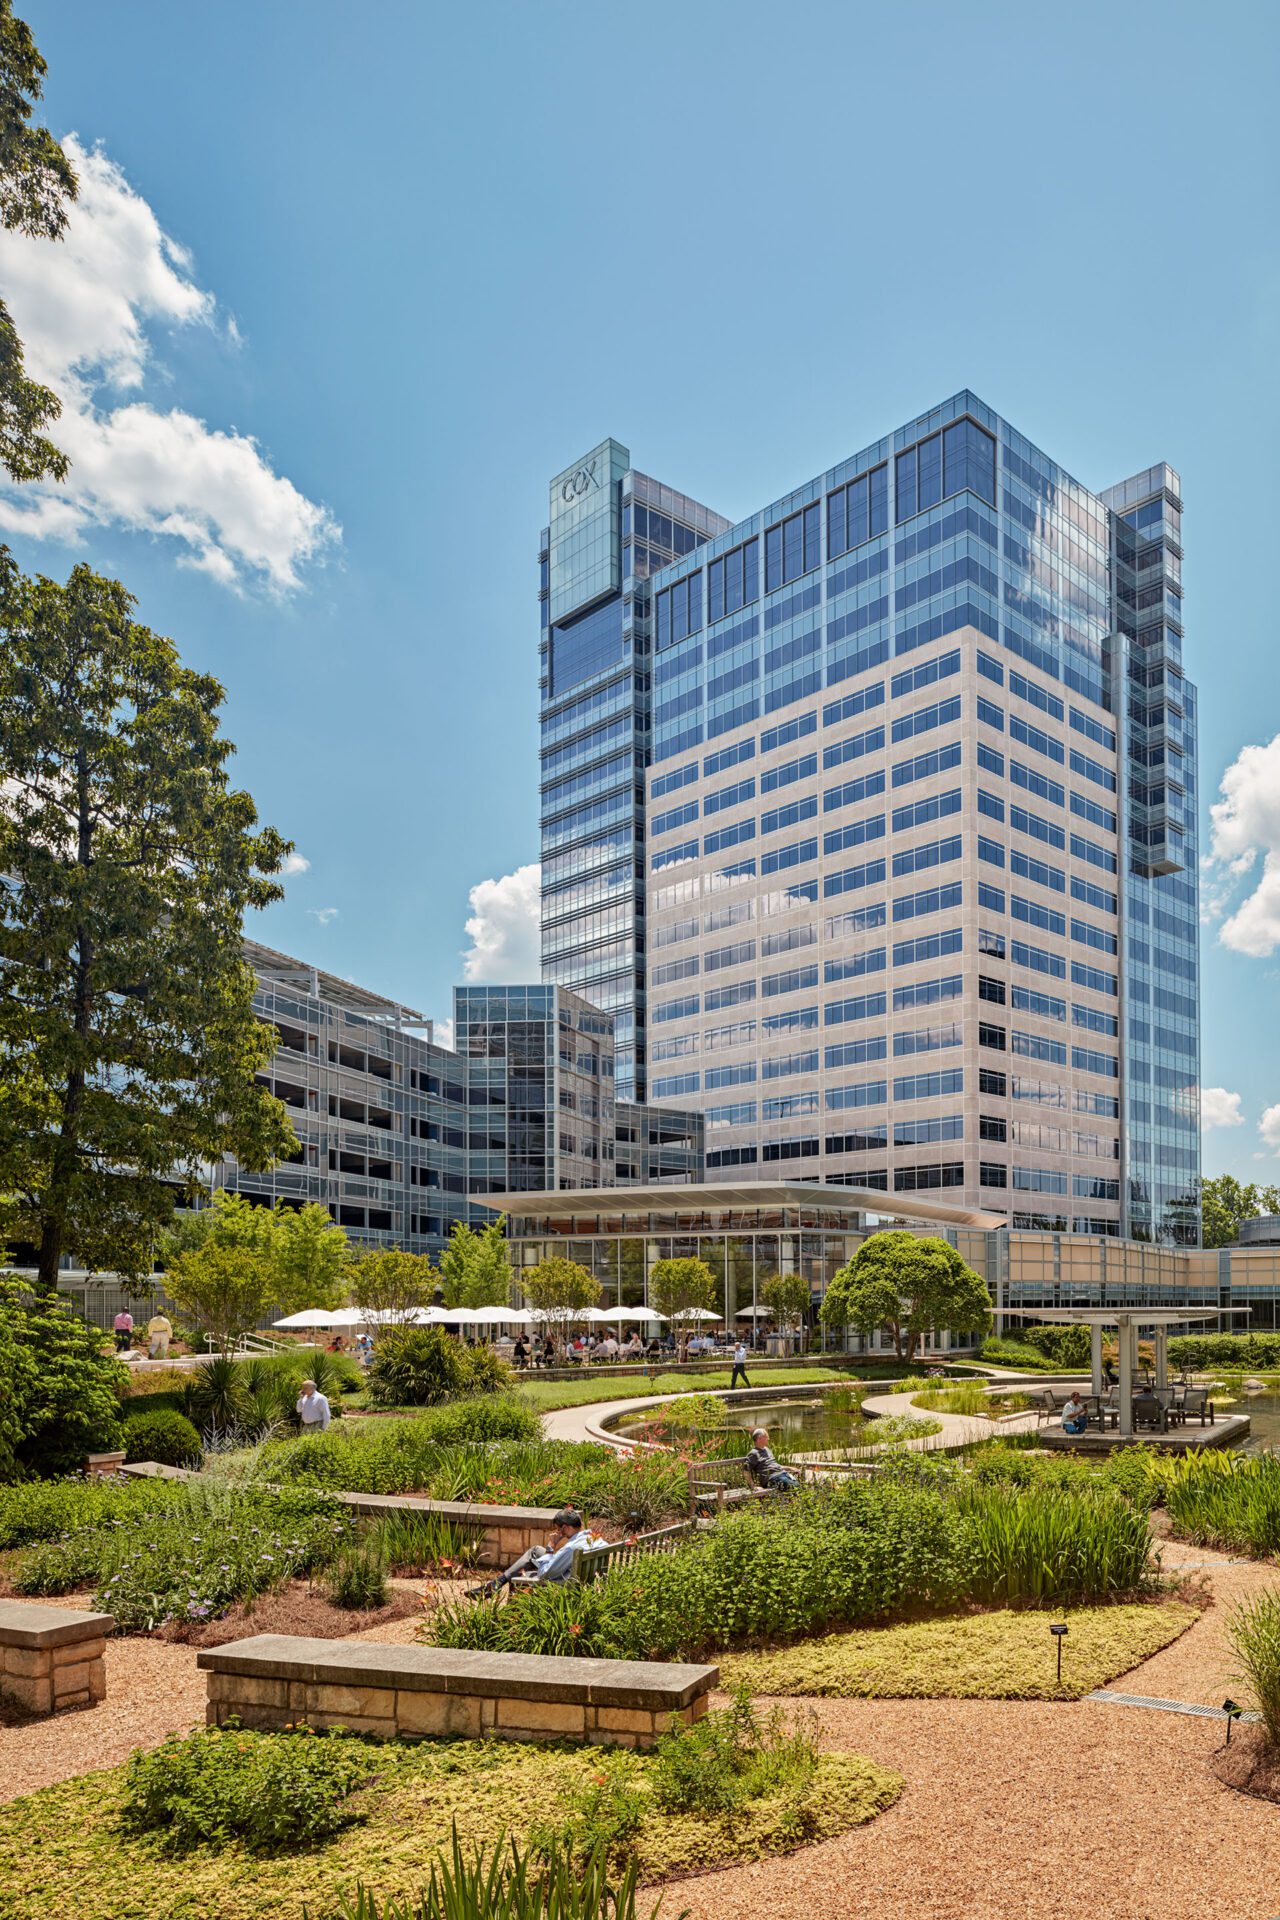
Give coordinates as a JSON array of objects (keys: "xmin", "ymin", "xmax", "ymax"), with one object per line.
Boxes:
[
  {"xmin": 598, "ymin": 1306, "xmax": 660, "ymax": 1323},
  {"xmin": 666, "ymin": 1306, "xmax": 722, "ymax": 1322},
  {"xmin": 466, "ymin": 1306, "xmax": 534, "ymax": 1327},
  {"xmin": 273, "ymin": 1307, "xmax": 365, "ymax": 1330},
  {"xmin": 735, "ymin": 1305, "xmax": 775, "ymax": 1319}
]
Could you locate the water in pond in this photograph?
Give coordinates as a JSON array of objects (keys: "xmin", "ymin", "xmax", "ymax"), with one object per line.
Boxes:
[{"xmin": 617, "ymin": 1385, "xmax": 1280, "ymax": 1454}]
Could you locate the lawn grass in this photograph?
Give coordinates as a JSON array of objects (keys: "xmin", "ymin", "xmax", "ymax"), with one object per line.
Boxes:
[
  {"xmin": 0, "ymin": 1737, "xmax": 902, "ymax": 1919},
  {"xmin": 719, "ymin": 1599, "xmax": 1198, "ymax": 1701},
  {"xmin": 513, "ymin": 1364, "xmax": 872, "ymax": 1414}
]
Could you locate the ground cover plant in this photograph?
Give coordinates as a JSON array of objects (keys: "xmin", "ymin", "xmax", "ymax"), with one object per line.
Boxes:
[
  {"xmin": 8, "ymin": 1477, "xmax": 355, "ymax": 1629},
  {"xmin": 257, "ymin": 1415, "xmax": 689, "ymax": 1526},
  {"xmin": 0, "ymin": 1719, "xmax": 902, "ymax": 1920},
  {"xmin": 427, "ymin": 1473, "xmax": 1156, "ymax": 1663},
  {"xmin": 720, "ymin": 1600, "xmax": 1197, "ymax": 1699},
  {"xmin": 0, "ymin": 1467, "xmax": 185, "ymax": 1550}
]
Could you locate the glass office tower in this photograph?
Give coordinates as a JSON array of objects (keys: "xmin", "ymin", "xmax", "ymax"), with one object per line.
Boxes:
[
  {"xmin": 538, "ymin": 441, "xmax": 730, "ymax": 1102},
  {"xmin": 620, "ymin": 393, "xmax": 1199, "ymax": 1244}
]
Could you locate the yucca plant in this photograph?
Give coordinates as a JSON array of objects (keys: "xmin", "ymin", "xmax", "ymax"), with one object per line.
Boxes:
[
  {"xmin": 313, "ymin": 1830, "xmax": 682, "ymax": 1920},
  {"xmin": 1230, "ymin": 1590, "xmax": 1280, "ymax": 1747}
]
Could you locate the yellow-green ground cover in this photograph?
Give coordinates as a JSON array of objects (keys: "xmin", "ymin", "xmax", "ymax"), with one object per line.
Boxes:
[
  {"xmin": 0, "ymin": 1737, "xmax": 902, "ymax": 1920},
  {"xmin": 721, "ymin": 1599, "xmax": 1198, "ymax": 1701}
]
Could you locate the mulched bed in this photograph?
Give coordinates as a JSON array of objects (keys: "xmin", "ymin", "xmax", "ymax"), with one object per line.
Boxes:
[
  {"xmin": 1211, "ymin": 1724, "xmax": 1280, "ymax": 1804},
  {"xmin": 157, "ymin": 1579, "xmax": 425, "ymax": 1646}
]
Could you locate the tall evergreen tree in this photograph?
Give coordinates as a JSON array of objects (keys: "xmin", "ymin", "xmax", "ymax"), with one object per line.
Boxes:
[{"xmin": 0, "ymin": 562, "xmax": 296, "ymax": 1290}]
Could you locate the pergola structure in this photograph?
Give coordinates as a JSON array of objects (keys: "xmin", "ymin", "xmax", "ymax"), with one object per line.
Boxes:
[{"xmin": 1002, "ymin": 1307, "xmax": 1247, "ymax": 1438}]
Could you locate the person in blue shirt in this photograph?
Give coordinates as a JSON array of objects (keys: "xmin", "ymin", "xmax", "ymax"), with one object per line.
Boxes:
[{"xmin": 465, "ymin": 1508, "xmax": 597, "ymax": 1599}]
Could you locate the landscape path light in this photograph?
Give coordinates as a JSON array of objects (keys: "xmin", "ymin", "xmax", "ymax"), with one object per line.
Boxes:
[
  {"xmin": 1222, "ymin": 1698, "xmax": 1243, "ymax": 1745},
  {"xmin": 1050, "ymin": 1622, "xmax": 1068, "ymax": 1686}
]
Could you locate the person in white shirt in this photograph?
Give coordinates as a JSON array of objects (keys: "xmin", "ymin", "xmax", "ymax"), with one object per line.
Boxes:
[
  {"xmin": 296, "ymin": 1381, "xmax": 331, "ymax": 1431},
  {"xmin": 1061, "ymin": 1390, "xmax": 1089, "ymax": 1436},
  {"xmin": 730, "ymin": 1340, "xmax": 751, "ymax": 1390}
]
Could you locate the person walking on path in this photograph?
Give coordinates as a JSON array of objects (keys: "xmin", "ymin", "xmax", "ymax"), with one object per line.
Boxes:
[
  {"xmin": 296, "ymin": 1379, "xmax": 331, "ymax": 1431},
  {"xmin": 112, "ymin": 1308, "xmax": 134, "ymax": 1353},
  {"xmin": 146, "ymin": 1312, "xmax": 172, "ymax": 1360},
  {"xmin": 730, "ymin": 1339, "xmax": 751, "ymax": 1390}
]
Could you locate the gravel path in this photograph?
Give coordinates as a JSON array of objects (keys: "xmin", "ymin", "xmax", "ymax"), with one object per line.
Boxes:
[
  {"xmin": 666, "ymin": 1544, "xmax": 1280, "ymax": 1920},
  {"xmin": 4, "ymin": 1550, "xmax": 1277, "ymax": 1919}
]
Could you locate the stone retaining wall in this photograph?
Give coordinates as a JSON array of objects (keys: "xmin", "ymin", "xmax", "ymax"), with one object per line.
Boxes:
[
  {"xmin": 121, "ymin": 1463, "xmax": 560, "ymax": 1570},
  {"xmin": 0, "ymin": 1601, "xmax": 113, "ymax": 1715},
  {"xmin": 199, "ymin": 1635, "xmax": 716, "ymax": 1750}
]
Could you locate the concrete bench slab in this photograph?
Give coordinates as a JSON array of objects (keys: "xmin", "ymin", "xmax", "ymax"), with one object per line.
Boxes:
[
  {"xmin": 0, "ymin": 1601, "xmax": 113, "ymax": 1715},
  {"xmin": 198, "ymin": 1634, "xmax": 717, "ymax": 1748}
]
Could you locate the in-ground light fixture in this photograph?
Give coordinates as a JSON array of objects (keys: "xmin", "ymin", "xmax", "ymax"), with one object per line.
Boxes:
[
  {"xmin": 1050, "ymin": 1622, "xmax": 1069, "ymax": 1685},
  {"xmin": 1222, "ymin": 1698, "xmax": 1243, "ymax": 1744}
]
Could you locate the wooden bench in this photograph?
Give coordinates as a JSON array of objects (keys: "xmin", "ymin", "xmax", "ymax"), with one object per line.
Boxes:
[
  {"xmin": 199, "ymin": 1636, "xmax": 717, "ymax": 1749},
  {"xmin": 505, "ymin": 1521, "xmax": 692, "ymax": 1596},
  {"xmin": 688, "ymin": 1455, "xmax": 808, "ymax": 1518},
  {"xmin": 0, "ymin": 1600, "xmax": 113, "ymax": 1715}
]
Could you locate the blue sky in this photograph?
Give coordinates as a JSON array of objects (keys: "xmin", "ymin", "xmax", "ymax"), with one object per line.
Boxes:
[{"xmin": 9, "ymin": 0, "xmax": 1279, "ymax": 1180}]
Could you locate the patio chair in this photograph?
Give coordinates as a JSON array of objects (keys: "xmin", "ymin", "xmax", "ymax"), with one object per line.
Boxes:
[
  {"xmin": 1179, "ymin": 1387, "xmax": 1215, "ymax": 1427},
  {"xmin": 1131, "ymin": 1394, "xmax": 1168, "ymax": 1433},
  {"xmin": 1034, "ymin": 1387, "xmax": 1060, "ymax": 1430}
]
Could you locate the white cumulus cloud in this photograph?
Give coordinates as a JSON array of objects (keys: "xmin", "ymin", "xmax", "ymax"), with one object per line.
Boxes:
[
  {"xmin": 0, "ymin": 136, "xmax": 338, "ymax": 592},
  {"xmin": 431, "ymin": 1015, "xmax": 456, "ymax": 1052},
  {"xmin": 461, "ymin": 863, "xmax": 541, "ymax": 982},
  {"xmin": 1200, "ymin": 1087, "xmax": 1244, "ymax": 1130},
  {"xmin": 1261, "ymin": 1105, "xmax": 1280, "ymax": 1156},
  {"xmin": 280, "ymin": 852, "xmax": 311, "ymax": 876},
  {"xmin": 1205, "ymin": 735, "xmax": 1280, "ymax": 956},
  {"xmin": 307, "ymin": 906, "xmax": 339, "ymax": 926}
]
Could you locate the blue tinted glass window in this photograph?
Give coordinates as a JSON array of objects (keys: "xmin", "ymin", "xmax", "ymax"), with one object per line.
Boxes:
[{"xmin": 550, "ymin": 596, "xmax": 624, "ymax": 698}]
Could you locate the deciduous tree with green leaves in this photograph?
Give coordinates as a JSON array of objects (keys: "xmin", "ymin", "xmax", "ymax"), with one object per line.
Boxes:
[
  {"xmin": 0, "ymin": 563, "xmax": 297, "ymax": 1293},
  {"xmin": 0, "ymin": 2, "xmax": 78, "ymax": 484},
  {"xmin": 161, "ymin": 1243, "xmax": 277, "ymax": 1358},
  {"xmin": 1199, "ymin": 1175, "xmax": 1280, "ymax": 1251},
  {"xmin": 437, "ymin": 1216, "xmax": 512, "ymax": 1309},
  {"xmin": 761, "ymin": 1270, "xmax": 810, "ymax": 1341},
  {"xmin": 519, "ymin": 1254, "xmax": 600, "ymax": 1351},
  {"xmin": 346, "ymin": 1247, "xmax": 436, "ymax": 1327},
  {"xmin": 649, "ymin": 1255, "xmax": 717, "ymax": 1363},
  {"xmin": 820, "ymin": 1231, "xmax": 992, "ymax": 1366}
]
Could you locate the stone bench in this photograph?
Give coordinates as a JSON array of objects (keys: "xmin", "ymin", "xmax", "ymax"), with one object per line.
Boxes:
[
  {"xmin": 199, "ymin": 1636, "xmax": 717, "ymax": 1749},
  {"xmin": 0, "ymin": 1601, "xmax": 113, "ymax": 1715}
]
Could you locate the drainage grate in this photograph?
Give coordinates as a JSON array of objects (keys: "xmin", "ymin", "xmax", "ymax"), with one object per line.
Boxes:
[{"xmin": 1087, "ymin": 1689, "xmax": 1261, "ymax": 1721}]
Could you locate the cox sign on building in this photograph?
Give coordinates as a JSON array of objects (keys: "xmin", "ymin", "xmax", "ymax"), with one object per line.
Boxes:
[{"xmin": 548, "ymin": 438, "xmax": 629, "ymax": 626}]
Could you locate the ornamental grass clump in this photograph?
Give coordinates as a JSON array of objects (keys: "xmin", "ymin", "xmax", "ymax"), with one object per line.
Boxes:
[
  {"xmin": 1230, "ymin": 1590, "xmax": 1280, "ymax": 1747},
  {"xmin": 955, "ymin": 1484, "xmax": 1153, "ymax": 1604},
  {"xmin": 319, "ymin": 1832, "xmax": 659, "ymax": 1920},
  {"xmin": 1161, "ymin": 1451, "xmax": 1280, "ymax": 1557},
  {"xmin": 122, "ymin": 1723, "xmax": 373, "ymax": 1852}
]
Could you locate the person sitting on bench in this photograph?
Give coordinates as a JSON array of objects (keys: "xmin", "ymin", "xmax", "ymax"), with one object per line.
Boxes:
[
  {"xmin": 465, "ymin": 1508, "xmax": 598, "ymax": 1598},
  {"xmin": 744, "ymin": 1427, "xmax": 798, "ymax": 1492}
]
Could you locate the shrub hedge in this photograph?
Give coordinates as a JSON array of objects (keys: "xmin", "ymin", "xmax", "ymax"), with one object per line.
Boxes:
[
  {"xmin": 122, "ymin": 1408, "xmax": 203, "ymax": 1468},
  {"xmin": 1167, "ymin": 1331, "xmax": 1280, "ymax": 1371},
  {"xmin": 428, "ymin": 1474, "xmax": 1154, "ymax": 1662}
]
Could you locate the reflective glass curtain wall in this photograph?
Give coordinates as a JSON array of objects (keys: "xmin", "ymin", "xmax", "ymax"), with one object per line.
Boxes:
[{"xmin": 539, "ymin": 443, "xmax": 729, "ymax": 1100}]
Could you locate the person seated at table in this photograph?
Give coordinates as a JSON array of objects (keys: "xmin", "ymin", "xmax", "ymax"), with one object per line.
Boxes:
[
  {"xmin": 622, "ymin": 1332, "xmax": 644, "ymax": 1360},
  {"xmin": 744, "ymin": 1427, "xmax": 798, "ymax": 1492},
  {"xmin": 465, "ymin": 1508, "xmax": 598, "ymax": 1598},
  {"xmin": 513, "ymin": 1334, "xmax": 529, "ymax": 1369},
  {"xmin": 1061, "ymin": 1390, "xmax": 1089, "ymax": 1436}
]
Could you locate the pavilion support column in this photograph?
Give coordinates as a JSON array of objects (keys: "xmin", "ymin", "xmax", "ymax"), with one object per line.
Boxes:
[
  {"xmin": 1090, "ymin": 1324, "xmax": 1104, "ymax": 1398},
  {"xmin": 1154, "ymin": 1327, "xmax": 1168, "ymax": 1387},
  {"xmin": 1117, "ymin": 1316, "xmax": 1133, "ymax": 1439}
]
